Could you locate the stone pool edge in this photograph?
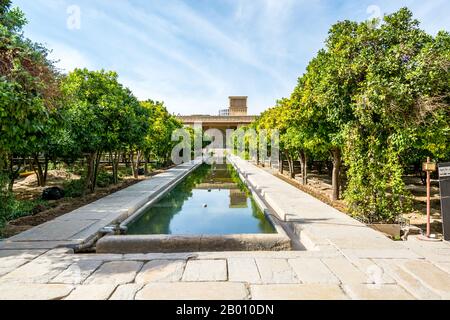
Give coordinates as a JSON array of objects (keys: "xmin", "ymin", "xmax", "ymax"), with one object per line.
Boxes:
[{"xmin": 96, "ymin": 156, "xmax": 292, "ymax": 253}]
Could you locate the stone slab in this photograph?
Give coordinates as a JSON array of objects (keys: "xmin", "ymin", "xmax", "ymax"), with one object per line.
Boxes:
[
  {"xmin": 182, "ymin": 260, "xmax": 227, "ymax": 281},
  {"xmin": 321, "ymin": 258, "xmax": 368, "ymax": 284},
  {"xmin": 8, "ymin": 220, "xmax": 98, "ymax": 242},
  {"xmin": 255, "ymin": 258, "xmax": 298, "ymax": 284},
  {"xmin": 109, "ymin": 283, "xmax": 144, "ymax": 300},
  {"xmin": 135, "ymin": 260, "xmax": 185, "ymax": 283},
  {"xmin": 136, "ymin": 282, "xmax": 248, "ymax": 300},
  {"xmin": 0, "ymin": 255, "xmax": 72, "ymax": 284},
  {"xmin": 50, "ymin": 260, "xmax": 103, "ymax": 284},
  {"xmin": 0, "ymin": 283, "xmax": 73, "ymax": 300},
  {"xmin": 401, "ymin": 259, "xmax": 450, "ymax": 299},
  {"xmin": 374, "ymin": 259, "xmax": 440, "ymax": 300},
  {"xmin": 0, "ymin": 241, "xmax": 78, "ymax": 250},
  {"xmin": 343, "ymin": 284, "xmax": 415, "ymax": 300},
  {"xmin": 84, "ymin": 261, "xmax": 143, "ymax": 285},
  {"xmin": 64, "ymin": 284, "xmax": 117, "ymax": 300},
  {"xmin": 288, "ymin": 258, "xmax": 340, "ymax": 284},
  {"xmin": 228, "ymin": 258, "xmax": 261, "ymax": 283},
  {"xmin": 250, "ymin": 284, "xmax": 348, "ymax": 300}
]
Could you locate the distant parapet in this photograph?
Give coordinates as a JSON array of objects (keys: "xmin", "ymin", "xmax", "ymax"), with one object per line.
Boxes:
[
  {"xmin": 218, "ymin": 109, "xmax": 230, "ymax": 116},
  {"xmin": 177, "ymin": 96, "xmax": 254, "ymax": 130}
]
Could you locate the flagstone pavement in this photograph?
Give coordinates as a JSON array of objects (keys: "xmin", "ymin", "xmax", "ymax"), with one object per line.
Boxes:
[{"xmin": 0, "ymin": 156, "xmax": 449, "ymax": 300}]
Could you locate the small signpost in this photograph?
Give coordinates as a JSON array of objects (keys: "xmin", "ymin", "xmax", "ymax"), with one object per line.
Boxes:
[
  {"xmin": 422, "ymin": 157, "xmax": 436, "ymax": 238},
  {"xmin": 438, "ymin": 162, "xmax": 450, "ymax": 241}
]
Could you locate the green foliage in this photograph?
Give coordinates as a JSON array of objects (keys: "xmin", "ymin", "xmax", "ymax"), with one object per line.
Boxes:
[
  {"xmin": 0, "ymin": 173, "xmax": 13, "ymax": 226},
  {"xmin": 1, "ymin": 0, "xmax": 61, "ymax": 189},
  {"xmin": 62, "ymin": 178, "xmax": 85, "ymax": 198},
  {"xmin": 0, "ymin": 173, "xmax": 49, "ymax": 233},
  {"xmin": 140, "ymin": 100, "xmax": 183, "ymax": 164},
  {"xmin": 0, "ymin": 0, "xmax": 27, "ymax": 32},
  {"xmin": 96, "ymin": 170, "xmax": 114, "ymax": 188},
  {"xmin": 252, "ymin": 7, "xmax": 449, "ymax": 222},
  {"xmin": 0, "ymin": 1, "xmax": 184, "ymax": 229}
]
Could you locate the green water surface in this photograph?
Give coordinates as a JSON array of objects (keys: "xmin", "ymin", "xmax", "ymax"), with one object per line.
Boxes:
[{"xmin": 126, "ymin": 161, "xmax": 276, "ymax": 235}]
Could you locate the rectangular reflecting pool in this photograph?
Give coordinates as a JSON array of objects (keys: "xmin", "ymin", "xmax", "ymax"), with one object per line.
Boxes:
[{"xmin": 126, "ymin": 160, "xmax": 276, "ymax": 235}]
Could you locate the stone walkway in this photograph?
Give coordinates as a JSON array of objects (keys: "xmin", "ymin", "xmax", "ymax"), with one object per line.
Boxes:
[
  {"xmin": 0, "ymin": 160, "xmax": 201, "ymax": 251},
  {"xmin": 0, "ymin": 157, "xmax": 450, "ymax": 300}
]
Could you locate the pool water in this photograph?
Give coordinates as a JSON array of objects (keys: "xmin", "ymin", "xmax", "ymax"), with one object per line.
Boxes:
[{"xmin": 126, "ymin": 161, "xmax": 276, "ymax": 235}]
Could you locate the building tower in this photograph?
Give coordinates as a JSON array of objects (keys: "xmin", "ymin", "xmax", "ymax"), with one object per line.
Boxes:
[{"xmin": 228, "ymin": 96, "xmax": 248, "ymax": 116}]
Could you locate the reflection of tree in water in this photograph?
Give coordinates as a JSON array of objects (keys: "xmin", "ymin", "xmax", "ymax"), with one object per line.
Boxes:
[
  {"xmin": 227, "ymin": 164, "xmax": 251, "ymax": 196},
  {"xmin": 250, "ymin": 198, "xmax": 276, "ymax": 234},
  {"xmin": 127, "ymin": 164, "xmax": 211, "ymax": 234}
]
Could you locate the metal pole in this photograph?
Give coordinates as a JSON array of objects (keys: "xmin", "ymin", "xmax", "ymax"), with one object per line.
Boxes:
[{"xmin": 426, "ymin": 157, "xmax": 431, "ymax": 238}]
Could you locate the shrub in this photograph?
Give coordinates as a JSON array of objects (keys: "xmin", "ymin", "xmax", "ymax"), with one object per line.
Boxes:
[
  {"xmin": 63, "ymin": 178, "xmax": 85, "ymax": 198},
  {"xmin": 0, "ymin": 174, "xmax": 14, "ymax": 230},
  {"xmin": 96, "ymin": 170, "xmax": 114, "ymax": 188},
  {"xmin": 1, "ymin": 174, "xmax": 50, "ymax": 235}
]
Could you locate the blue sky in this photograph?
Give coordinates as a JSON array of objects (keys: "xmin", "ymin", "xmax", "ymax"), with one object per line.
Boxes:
[{"xmin": 13, "ymin": 0, "xmax": 450, "ymax": 115}]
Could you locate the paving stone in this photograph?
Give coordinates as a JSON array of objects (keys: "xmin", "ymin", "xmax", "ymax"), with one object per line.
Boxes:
[
  {"xmin": 193, "ymin": 250, "xmax": 340, "ymax": 260},
  {"xmin": 51, "ymin": 260, "xmax": 103, "ymax": 284},
  {"xmin": 347, "ymin": 258, "xmax": 396, "ymax": 285},
  {"xmin": 374, "ymin": 259, "xmax": 440, "ymax": 300},
  {"xmin": 0, "ymin": 283, "xmax": 73, "ymax": 300},
  {"xmin": 8, "ymin": 220, "xmax": 98, "ymax": 242},
  {"xmin": 0, "ymin": 249, "xmax": 46, "ymax": 261},
  {"xmin": 109, "ymin": 283, "xmax": 144, "ymax": 300},
  {"xmin": 341, "ymin": 248, "xmax": 422, "ymax": 259},
  {"xmin": 135, "ymin": 260, "xmax": 185, "ymax": 283},
  {"xmin": 288, "ymin": 258, "xmax": 340, "ymax": 284},
  {"xmin": 0, "ymin": 255, "xmax": 72, "ymax": 284},
  {"xmin": 64, "ymin": 284, "xmax": 117, "ymax": 300},
  {"xmin": 255, "ymin": 258, "xmax": 298, "ymax": 284},
  {"xmin": 321, "ymin": 258, "xmax": 368, "ymax": 284},
  {"xmin": 343, "ymin": 284, "xmax": 415, "ymax": 300},
  {"xmin": 182, "ymin": 259, "xmax": 227, "ymax": 281},
  {"xmin": 434, "ymin": 262, "xmax": 450, "ymax": 274},
  {"xmin": 0, "ymin": 256, "xmax": 30, "ymax": 271},
  {"xmin": 250, "ymin": 284, "xmax": 348, "ymax": 300},
  {"xmin": 71, "ymin": 253, "xmax": 124, "ymax": 261},
  {"xmin": 84, "ymin": 261, "xmax": 143, "ymax": 285},
  {"xmin": 228, "ymin": 258, "xmax": 261, "ymax": 283},
  {"xmin": 136, "ymin": 282, "xmax": 248, "ymax": 300},
  {"xmin": 123, "ymin": 253, "xmax": 195, "ymax": 261},
  {"xmin": 0, "ymin": 268, "xmax": 15, "ymax": 277},
  {"xmin": 0, "ymin": 241, "xmax": 77, "ymax": 250},
  {"xmin": 401, "ymin": 259, "xmax": 450, "ymax": 299}
]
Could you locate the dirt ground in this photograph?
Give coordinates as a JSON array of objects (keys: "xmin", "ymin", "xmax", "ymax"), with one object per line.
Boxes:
[{"xmin": 2, "ymin": 168, "xmax": 168, "ymax": 238}]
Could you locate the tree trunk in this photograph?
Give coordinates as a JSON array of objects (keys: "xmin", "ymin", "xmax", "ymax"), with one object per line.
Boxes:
[
  {"xmin": 279, "ymin": 152, "xmax": 283, "ymax": 174},
  {"xmin": 299, "ymin": 150, "xmax": 308, "ymax": 185},
  {"xmin": 8, "ymin": 155, "xmax": 20, "ymax": 191},
  {"xmin": 84, "ymin": 153, "xmax": 96, "ymax": 195},
  {"xmin": 285, "ymin": 151, "xmax": 294, "ymax": 179},
  {"xmin": 110, "ymin": 151, "xmax": 120, "ymax": 184},
  {"xmin": 331, "ymin": 148, "xmax": 341, "ymax": 201},
  {"xmin": 133, "ymin": 150, "xmax": 142, "ymax": 178},
  {"xmin": 33, "ymin": 154, "xmax": 44, "ymax": 187},
  {"xmin": 144, "ymin": 156, "xmax": 149, "ymax": 175},
  {"xmin": 91, "ymin": 152, "xmax": 102, "ymax": 192},
  {"xmin": 124, "ymin": 152, "xmax": 130, "ymax": 168},
  {"xmin": 43, "ymin": 156, "xmax": 49, "ymax": 186}
]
